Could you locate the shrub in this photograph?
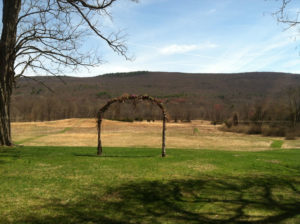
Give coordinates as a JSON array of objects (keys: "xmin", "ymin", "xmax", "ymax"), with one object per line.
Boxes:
[
  {"xmin": 224, "ymin": 119, "xmax": 232, "ymax": 128},
  {"xmin": 262, "ymin": 125, "xmax": 286, "ymax": 137},
  {"xmin": 134, "ymin": 117, "xmax": 143, "ymax": 122},
  {"xmin": 219, "ymin": 124, "xmax": 249, "ymax": 134},
  {"xmin": 116, "ymin": 118, "xmax": 134, "ymax": 122},
  {"xmin": 285, "ymin": 128, "xmax": 296, "ymax": 140},
  {"xmin": 285, "ymin": 132, "xmax": 296, "ymax": 140},
  {"xmin": 96, "ymin": 91, "xmax": 111, "ymax": 98},
  {"xmin": 246, "ymin": 124, "xmax": 262, "ymax": 135}
]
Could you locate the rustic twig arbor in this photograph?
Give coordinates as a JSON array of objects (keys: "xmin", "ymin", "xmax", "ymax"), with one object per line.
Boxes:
[{"xmin": 97, "ymin": 95, "xmax": 167, "ymax": 157}]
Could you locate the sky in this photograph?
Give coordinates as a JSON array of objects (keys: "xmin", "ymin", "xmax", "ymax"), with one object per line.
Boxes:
[
  {"xmin": 2, "ymin": 0, "xmax": 300, "ymax": 76},
  {"xmin": 81, "ymin": 0, "xmax": 300, "ymax": 76}
]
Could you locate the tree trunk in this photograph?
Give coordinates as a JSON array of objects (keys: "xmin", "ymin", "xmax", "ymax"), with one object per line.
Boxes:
[
  {"xmin": 162, "ymin": 114, "xmax": 166, "ymax": 157},
  {"xmin": 97, "ymin": 117, "xmax": 103, "ymax": 156},
  {"xmin": 0, "ymin": 0, "xmax": 22, "ymax": 146},
  {"xmin": 0, "ymin": 89, "xmax": 12, "ymax": 145}
]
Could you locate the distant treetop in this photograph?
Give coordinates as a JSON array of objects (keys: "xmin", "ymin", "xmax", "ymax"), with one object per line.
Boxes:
[{"xmin": 102, "ymin": 71, "xmax": 150, "ymax": 78}]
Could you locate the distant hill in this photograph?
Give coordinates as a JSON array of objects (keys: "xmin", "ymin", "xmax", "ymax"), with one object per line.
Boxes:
[{"xmin": 11, "ymin": 71, "xmax": 300, "ymax": 122}]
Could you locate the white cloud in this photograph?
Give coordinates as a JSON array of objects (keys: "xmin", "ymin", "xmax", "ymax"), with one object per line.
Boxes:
[
  {"xmin": 198, "ymin": 31, "xmax": 298, "ymax": 73},
  {"xmin": 160, "ymin": 44, "xmax": 198, "ymax": 55},
  {"xmin": 159, "ymin": 43, "xmax": 217, "ymax": 55},
  {"xmin": 207, "ymin": 9, "xmax": 216, "ymax": 14}
]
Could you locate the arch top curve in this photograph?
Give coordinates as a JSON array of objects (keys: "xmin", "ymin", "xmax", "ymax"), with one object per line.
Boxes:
[
  {"xmin": 96, "ymin": 95, "xmax": 167, "ymax": 157},
  {"xmin": 98, "ymin": 95, "xmax": 166, "ymax": 115}
]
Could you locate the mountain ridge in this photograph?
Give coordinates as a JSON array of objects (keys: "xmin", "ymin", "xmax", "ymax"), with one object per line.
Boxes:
[{"xmin": 11, "ymin": 71, "xmax": 300, "ymax": 122}]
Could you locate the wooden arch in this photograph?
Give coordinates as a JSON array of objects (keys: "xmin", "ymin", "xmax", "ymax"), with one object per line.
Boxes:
[{"xmin": 97, "ymin": 95, "xmax": 167, "ymax": 157}]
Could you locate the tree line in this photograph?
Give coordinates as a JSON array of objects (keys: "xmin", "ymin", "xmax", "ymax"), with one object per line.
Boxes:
[{"xmin": 10, "ymin": 86, "xmax": 300, "ymax": 127}]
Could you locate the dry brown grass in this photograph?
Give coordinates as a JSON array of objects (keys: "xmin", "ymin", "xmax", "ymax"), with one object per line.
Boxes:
[{"xmin": 11, "ymin": 118, "xmax": 287, "ymax": 151}]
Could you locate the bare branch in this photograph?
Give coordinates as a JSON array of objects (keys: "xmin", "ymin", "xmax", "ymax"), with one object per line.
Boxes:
[
  {"xmin": 67, "ymin": 0, "xmax": 129, "ymax": 58},
  {"xmin": 274, "ymin": 0, "xmax": 300, "ymax": 29},
  {"xmin": 19, "ymin": 75, "xmax": 55, "ymax": 93},
  {"xmin": 12, "ymin": 0, "xmax": 134, "ymax": 78}
]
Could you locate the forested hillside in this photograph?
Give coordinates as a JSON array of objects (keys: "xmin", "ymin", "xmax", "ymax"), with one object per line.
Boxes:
[{"xmin": 11, "ymin": 71, "xmax": 300, "ymax": 123}]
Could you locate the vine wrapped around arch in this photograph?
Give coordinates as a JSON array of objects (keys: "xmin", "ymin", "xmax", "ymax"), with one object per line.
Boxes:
[{"xmin": 97, "ymin": 95, "xmax": 168, "ymax": 157}]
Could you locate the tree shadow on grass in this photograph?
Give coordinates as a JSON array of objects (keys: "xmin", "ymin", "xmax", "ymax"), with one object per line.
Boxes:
[
  {"xmin": 18, "ymin": 176, "xmax": 300, "ymax": 224},
  {"xmin": 0, "ymin": 147, "xmax": 20, "ymax": 162},
  {"xmin": 73, "ymin": 153, "xmax": 155, "ymax": 158}
]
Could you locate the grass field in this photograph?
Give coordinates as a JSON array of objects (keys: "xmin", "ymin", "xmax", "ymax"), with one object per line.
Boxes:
[
  {"xmin": 11, "ymin": 118, "xmax": 298, "ymax": 150},
  {"xmin": 2, "ymin": 119, "xmax": 300, "ymax": 223},
  {"xmin": 1, "ymin": 146, "xmax": 300, "ymax": 223}
]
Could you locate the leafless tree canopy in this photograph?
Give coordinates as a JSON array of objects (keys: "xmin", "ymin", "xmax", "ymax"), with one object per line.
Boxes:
[
  {"xmin": 11, "ymin": 0, "xmax": 133, "ymax": 78},
  {"xmin": 0, "ymin": 0, "xmax": 135, "ymax": 146}
]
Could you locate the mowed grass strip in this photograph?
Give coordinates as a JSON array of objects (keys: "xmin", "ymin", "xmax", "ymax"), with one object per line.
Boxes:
[
  {"xmin": 1, "ymin": 146, "xmax": 300, "ymax": 223},
  {"xmin": 271, "ymin": 140, "xmax": 284, "ymax": 149}
]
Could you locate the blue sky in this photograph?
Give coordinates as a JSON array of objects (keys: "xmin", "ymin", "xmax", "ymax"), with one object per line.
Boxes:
[
  {"xmin": 83, "ymin": 0, "xmax": 300, "ymax": 76},
  {"xmin": 2, "ymin": 0, "xmax": 300, "ymax": 76}
]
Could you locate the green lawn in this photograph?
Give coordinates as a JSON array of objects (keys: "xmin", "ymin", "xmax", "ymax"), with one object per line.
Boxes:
[{"xmin": 1, "ymin": 146, "xmax": 300, "ymax": 223}]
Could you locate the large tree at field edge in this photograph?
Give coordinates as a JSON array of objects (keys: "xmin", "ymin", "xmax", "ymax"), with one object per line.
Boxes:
[{"xmin": 0, "ymin": 0, "xmax": 133, "ymax": 146}]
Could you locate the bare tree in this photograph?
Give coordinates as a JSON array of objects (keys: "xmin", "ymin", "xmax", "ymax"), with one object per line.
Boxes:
[
  {"xmin": 286, "ymin": 87, "xmax": 300, "ymax": 127},
  {"xmin": 274, "ymin": 0, "xmax": 300, "ymax": 126},
  {"xmin": 0, "ymin": 0, "xmax": 135, "ymax": 146},
  {"xmin": 274, "ymin": 0, "xmax": 300, "ymax": 28}
]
